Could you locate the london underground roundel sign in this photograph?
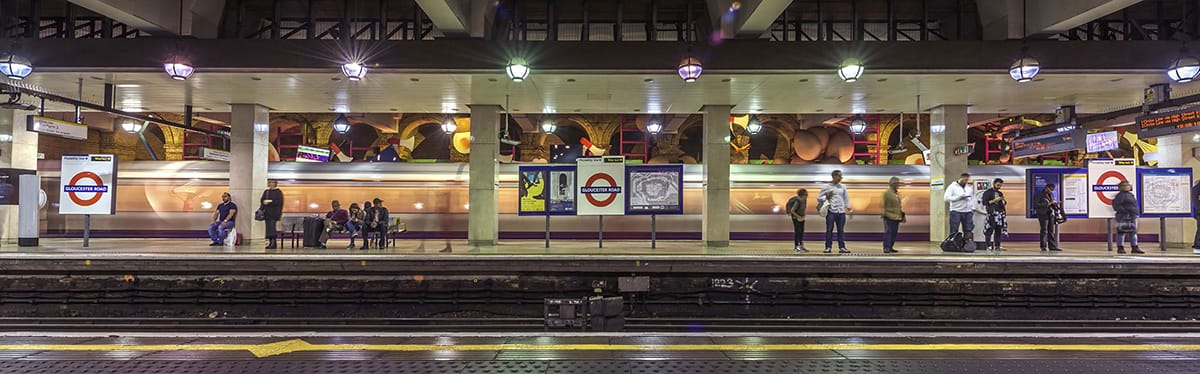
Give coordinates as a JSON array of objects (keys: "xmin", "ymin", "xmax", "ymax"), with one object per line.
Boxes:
[
  {"xmin": 576, "ymin": 156, "xmax": 625, "ymax": 216},
  {"xmin": 58, "ymin": 154, "xmax": 117, "ymax": 215},
  {"xmin": 1086, "ymin": 158, "xmax": 1135, "ymax": 219}
]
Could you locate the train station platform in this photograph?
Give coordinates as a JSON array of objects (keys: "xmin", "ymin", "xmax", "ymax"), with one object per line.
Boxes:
[{"xmin": 0, "ymin": 333, "xmax": 1198, "ymax": 373}]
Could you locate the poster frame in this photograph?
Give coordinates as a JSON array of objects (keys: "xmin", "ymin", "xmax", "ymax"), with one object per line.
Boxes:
[
  {"xmin": 1136, "ymin": 167, "xmax": 1195, "ymax": 218},
  {"xmin": 1024, "ymin": 167, "xmax": 1088, "ymax": 219},
  {"xmin": 517, "ymin": 165, "xmax": 578, "ymax": 216},
  {"xmin": 624, "ymin": 164, "xmax": 685, "ymax": 215}
]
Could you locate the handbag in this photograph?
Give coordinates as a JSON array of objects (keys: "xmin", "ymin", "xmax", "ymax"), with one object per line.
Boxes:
[
  {"xmin": 254, "ymin": 207, "xmax": 266, "ymax": 221},
  {"xmin": 818, "ymin": 201, "xmax": 829, "ymax": 218},
  {"xmin": 1116, "ymin": 220, "xmax": 1136, "ymax": 234}
]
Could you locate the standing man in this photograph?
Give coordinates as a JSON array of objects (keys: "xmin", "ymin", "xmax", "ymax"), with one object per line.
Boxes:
[
  {"xmin": 1193, "ymin": 181, "xmax": 1200, "ymax": 254},
  {"xmin": 208, "ymin": 192, "xmax": 238, "ymax": 246},
  {"xmin": 881, "ymin": 177, "xmax": 904, "ymax": 254},
  {"xmin": 787, "ymin": 189, "xmax": 808, "ymax": 253},
  {"xmin": 1032, "ymin": 184, "xmax": 1062, "ymax": 252},
  {"xmin": 943, "ymin": 173, "xmax": 976, "ymax": 242},
  {"xmin": 981, "ymin": 178, "xmax": 1008, "ymax": 251},
  {"xmin": 817, "ymin": 170, "xmax": 851, "ymax": 254}
]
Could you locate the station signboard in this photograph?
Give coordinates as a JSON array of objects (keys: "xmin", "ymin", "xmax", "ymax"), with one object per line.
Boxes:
[
  {"xmin": 59, "ymin": 154, "xmax": 117, "ymax": 215},
  {"xmin": 198, "ymin": 147, "xmax": 230, "ymax": 162},
  {"xmin": 625, "ymin": 165, "xmax": 684, "ymax": 215},
  {"xmin": 576, "ymin": 156, "xmax": 625, "ymax": 216},
  {"xmin": 517, "ymin": 165, "xmax": 576, "ymax": 216},
  {"xmin": 1137, "ymin": 168, "xmax": 1194, "ymax": 218},
  {"xmin": 26, "ymin": 115, "xmax": 88, "ymax": 140},
  {"xmin": 1136, "ymin": 107, "xmax": 1200, "ymax": 139},
  {"xmin": 1086, "ymin": 158, "xmax": 1137, "ymax": 219},
  {"xmin": 1012, "ymin": 129, "xmax": 1084, "ymax": 158}
]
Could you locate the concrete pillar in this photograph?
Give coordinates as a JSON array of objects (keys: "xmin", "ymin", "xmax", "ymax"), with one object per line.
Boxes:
[
  {"xmin": 467, "ymin": 104, "xmax": 501, "ymax": 247},
  {"xmin": 701, "ymin": 105, "xmax": 733, "ymax": 248},
  {"xmin": 228, "ymin": 104, "xmax": 270, "ymax": 245},
  {"xmin": 1155, "ymin": 134, "xmax": 1200, "ymax": 248},
  {"xmin": 0, "ymin": 109, "xmax": 36, "ymax": 242},
  {"xmin": 928, "ymin": 105, "xmax": 969, "ymax": 242}
]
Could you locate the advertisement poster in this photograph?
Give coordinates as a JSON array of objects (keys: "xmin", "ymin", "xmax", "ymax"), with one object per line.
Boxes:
[
  {"xmin": 576, "ymin": 156, "xmax": 625, "ymax": 216},
  {"xmin": 59, "ymin": 154, "xmax": 117, "ymax": 215},
  {"xmin": 1061, "ymin": 173, "xmax": 1088, "ymax": 216},
  {"xmin": 1087, "ymin": 158, "xmax": 1137, "ymax": 219},
  {"xmin": 518, "ymin": 166, "xmax": 547, "ymax": 215},
  {"xmin": 1138, "ymin": 168, "xmax": 1194, "ymax": 217},
  {"xmin": 1025, "ymin": 170, "xmax": 1061, "ymax": 218},
  {"xmin": 0, "ymin": 169, "xmax": 35, "ymax": 205},
  {"xmin": 626, "ymin": 165, "xmax": 684, "ymax": 215},
  {"xmin": 547, "ymin": 170, "xmax": 576, "ymax": 214}
]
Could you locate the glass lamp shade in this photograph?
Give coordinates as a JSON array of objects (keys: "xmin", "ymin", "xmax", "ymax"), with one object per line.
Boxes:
[
  {"xmin": 1167, "ymin": 55, "xmax": 1200, "ymax": 83},
  {"xmin": 0, "ymin": 54, "xmax": 32, "ymax": 80},
  {"xmin": 746, "ymin": 115, "xmax": 763, "ymax": 135},
  {"xmin": 441, "ymin": 119, "xmax": 457, "ymax": 134},
  {"xmin": 1008, "ymin": 54, "xmax": 1040, "ymax": 82},
  {"xmin": 646, "ymin": 121, "xmax": 663, "ymax": 134},
  {"xmin": 849, "ymin": 116, "xmax": 868, "ymax": 134},
  {"xmin": 677, "ymin": 56, "xmax": 703, "ymax": 82},
  {"xmin": 332, "ymin": 114, "xmax": 351, "ymax": 134},
  {"xmin": 120, "ymin": 120, "xmax": 143, "ymax": 133},
  {"xmin": 837, "ymin": 58, "xmax": 864, "ymax": 82},
  {"xmin": 341, "ymin": 62, "xmax": 367, "ymax": 81},
  {"xmin": 541, "ymin": 120, "xmax": 557, "ymax": 134},
  {"xmin": 506, "ymin": 58, "xmax": 530, "ymax": 82},
  {"xmin": 163, "ymin": 63, "xmax": 194, "ymax": 80}
]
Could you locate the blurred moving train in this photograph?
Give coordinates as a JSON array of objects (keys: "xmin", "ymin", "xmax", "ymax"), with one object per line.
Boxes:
[{"xmin": 35, "ymin": 161, "xmax": 1150, "ymax": 242}]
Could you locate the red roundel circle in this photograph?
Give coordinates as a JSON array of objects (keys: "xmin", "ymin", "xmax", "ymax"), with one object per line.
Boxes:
[
  {"xmin": 1095, "ymin": 170, "xmax": 1127, "ymax": 205},
  {"xmin": 67, "ymin": 171, "xmax": 105, "ymax": 207},
  {"xmin": 584, "ymin": 173, "xmax": 618, "ymax": 207}
]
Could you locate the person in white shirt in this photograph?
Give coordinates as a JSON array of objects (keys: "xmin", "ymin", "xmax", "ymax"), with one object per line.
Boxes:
[
  {"xmin": 943, "ymin": 173, "xmax": 976, "ymax": 240},
  {"xmin": 817, "ymin": 170, "xmax": 851, "ymax": 254}
]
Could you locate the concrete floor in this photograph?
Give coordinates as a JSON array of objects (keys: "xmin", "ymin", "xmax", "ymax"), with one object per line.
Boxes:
[{"xmin": 3, "ymin": 238, "xmax": 1196, "ymax": 258}]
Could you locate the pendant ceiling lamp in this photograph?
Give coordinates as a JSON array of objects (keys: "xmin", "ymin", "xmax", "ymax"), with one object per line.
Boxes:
[
  {"xmin": 341, "ymin": 62, "xmax": 367, "ymax": 81},
  {"xmin": 506, "ymin": 58, "xmax": 530, "ymax": 82},
  {"xmin": 849, "ymin": 115, "xmax": 868, "ymax": 134},
  {"xmin": 0, "ymin": 51, "xmax": 32, "ymax": 80},
  {"xmin": 1167, "ymin": 48, "xmax": 1200, "ymax": 83},
  {"xmin": 541, "ymin": 118, "xmax": 557, "ymax": 134},
  {"xmin": 1009, "ymin": 0, "xmax": 1040, "ymax": 82},
  {"xmin": 837, "ymin": 58, "xmax": 864, "ymax": 82},
  {"xmin": 678, "ymin": 55, "xmax": 703, "ymax": 82},
  {"xmin": 441, "ymin": 116, "xmax": 457, "ymax": 134},
  {"xmin": 332, "ymin": 113, "xmax": 351, "ymax": 134},
  {"xmin": 746, "ymin": 115, "xmax": 763, "ymax": 135}
]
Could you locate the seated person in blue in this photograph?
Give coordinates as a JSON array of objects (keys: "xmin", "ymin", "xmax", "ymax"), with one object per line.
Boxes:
[
  {"xmin": 318, "ymin": 200, "xmax": 350, "ymax": 249},
  {"xmin": 208, "ymin": 192, "xmax": 237, "ymax": 246}
]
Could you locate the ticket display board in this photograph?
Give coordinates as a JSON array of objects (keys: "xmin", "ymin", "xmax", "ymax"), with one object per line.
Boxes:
[
  {"xmin": 1137, "ymin": 107, "xmax": 1200, "ymax": 139},
  {"xmin": 1138, "ymin": 168, "xmax": 1194, "ymax": 218},
  {"xmin": 1025, "ymin": 168, "xmax": 1088, "ymax": 219},
  {"xmin": 1087, "ymin": 158, "xmax": 1137, "ymax": 219},
  {"xmin": 576, "ymin": 156, "xmax": 625, "ymax": 216},
  {"xmin": 625, "ymin": 165, "xmax": 684, "ymax": 215},
  {"xmin": 517, "ymin": 165, "xmax": 577, "ymax": 216},
  {"xmin": 1012, "ymin": 130, "xmax": 1083, "ymax": 158},
  {"xmin": 59, "ymin": 154, "xmax": 117, "ymax": 215}
]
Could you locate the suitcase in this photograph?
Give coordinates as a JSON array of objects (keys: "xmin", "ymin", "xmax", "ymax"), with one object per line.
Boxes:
[
  {"xmin": 940, "ymin": 232, "xmax": 975, "ymax": 253},
  {"xmin": 302, "ymin": 217, "xmax": 324, "ymax": 248}
]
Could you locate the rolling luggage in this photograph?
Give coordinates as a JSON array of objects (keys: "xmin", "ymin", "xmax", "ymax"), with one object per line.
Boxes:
[
  {"xmin": 302, "ymin": 217, "xmax": 324, "ymax": 248},
  {"xmin": 940, "ymin": 232, "xmax": 975, "ymax": 253}
]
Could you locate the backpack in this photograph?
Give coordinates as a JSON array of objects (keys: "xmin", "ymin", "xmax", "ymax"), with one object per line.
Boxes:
[{"xmin": 940, "ymin": 232, "xmax": 975, "ymax": 253}]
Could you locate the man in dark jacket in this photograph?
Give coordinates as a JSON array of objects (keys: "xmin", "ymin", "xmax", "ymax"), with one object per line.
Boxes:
[
  {"xmin": 980, "ymin": 178, "xmax": 1007, "ymax": 251},
  {"xmin": 1032, "ymin": 184, "xmax": 1061, "ymax": 252}
]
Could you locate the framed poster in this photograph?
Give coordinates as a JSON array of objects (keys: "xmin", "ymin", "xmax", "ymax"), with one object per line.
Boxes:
[
  {"xmin": 1061, "ymin": 173, "xmax": 1089, "ymax": 217},
  {"xmin": 546, "ymin": 168, "xmax": 577, "ymax": 214},
  {"xmin": 59, "ymin": 154, "xmax": 117, "ymax": 215},
  {"xmin": 1087, "ymin": 158, "xmax": 1137, "ymax": 219},
  {"xmin": 625, "ymin": 165, "xmax": 684, "ymax": 215},
  {"xmin": 519, "ymin": 165, "xmax": 577, "ymax": 216},
  {"xmin": 1025, "ymin": 169, "xmax": 1062, "ymax": 219},
  {"xmin": 1138, "ymin": 168, "xmax": 1194, "ymax": 218}
]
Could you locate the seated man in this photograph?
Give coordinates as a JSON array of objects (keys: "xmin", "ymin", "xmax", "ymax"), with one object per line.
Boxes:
[
  {"xmin": 317, "ymin": 200, "xmax": 349, "ymax": 249},
  {"xmin": 371, "ymin": 198, "xmax": 389, "ymax": 248},
  {"xmin": 208, "ymin": 192, "xmax": 237, "ymax": 246}
]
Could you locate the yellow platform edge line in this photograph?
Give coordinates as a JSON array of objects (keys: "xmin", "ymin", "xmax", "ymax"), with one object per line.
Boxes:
[{"xmin": 5, "ymin": 341, "xmax": 1200, "ymax": 358}]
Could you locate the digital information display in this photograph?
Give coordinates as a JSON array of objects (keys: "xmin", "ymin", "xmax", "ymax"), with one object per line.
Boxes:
[
  {"xmin": 296, "ymin": 145, "xmax": 330, "ymax": 162},
  {"xmin": 1137, "ymin": 107, "xmax": 1200, "ymax": 139},
  {"xmin": 1012, "ymin": 130, "xmax": 1083, "ymax": 158},
  {"xmin": 625, "ymin": 165, "xmax": 684, "ymax": 215},
  {"xmin": 1138, "ymin": 168, "xmax": 1194, "ymax": 218},
  {"xmin": 518, "ymin": 165, "xmax": 577, "ymax": 216},
  {"xmin": 1085, "ymin": 131, "xmax": 1119, "ymax": 153}
]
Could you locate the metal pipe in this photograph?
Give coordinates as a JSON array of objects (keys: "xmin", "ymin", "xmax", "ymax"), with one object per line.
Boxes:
[
  {"xmin": 74, "ymin": 78, "xmax": 82, "ymax": 123},
  {"xmin": 272, "ymin": 0, "xmax": 281, "ymax": 39},
  {"xmin": 2, "ymin": 83, "xmax": 224, "ymax": 138}
]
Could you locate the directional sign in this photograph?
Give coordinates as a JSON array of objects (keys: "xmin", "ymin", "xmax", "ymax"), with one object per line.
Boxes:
[
  {"xmin": 59, "ymin": 154, "xmax": 117, "ymax": 215},
  {"xmin": 576, "ymin": 156, "xmax": 625, "ymax": 216}
]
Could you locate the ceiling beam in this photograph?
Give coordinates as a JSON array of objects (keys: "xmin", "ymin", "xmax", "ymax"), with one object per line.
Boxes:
[
  {"xmin": 415, "ymin": 0, "xmax": 495, "ymax": 38},
  {"xmin": 977, "ymin": 0, "xmax": 1143, "ymax": 40},
  {"xmin": 68, "ymin": 0, "xmax": 225, "ymax": 38},
  {"xmin": 708, "ymin": 0, "xmax": 793, "ymax": 39}
]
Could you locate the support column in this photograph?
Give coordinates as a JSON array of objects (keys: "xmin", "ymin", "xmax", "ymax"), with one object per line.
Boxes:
[
  {"xmin": 1155, "ymin": 134, "xmax": 1200, "ymax": 248},
  {"xmin": 468, "ymin": 104, "xmax": 501, "ymax": 247},
  {"xmin": 0, "ymin": 109, "xmax": 37, "ymax": 242},
  {"xmin": 701, "ymin": 105, "xmax": 733, "ymax": 248},
  {"xmin": 928, "ymin": 105, "xmax": 969, "ymax": 242},
  {"xmin": 229, "ymin": 104, "xmax": 270, "ymax": 245}
]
